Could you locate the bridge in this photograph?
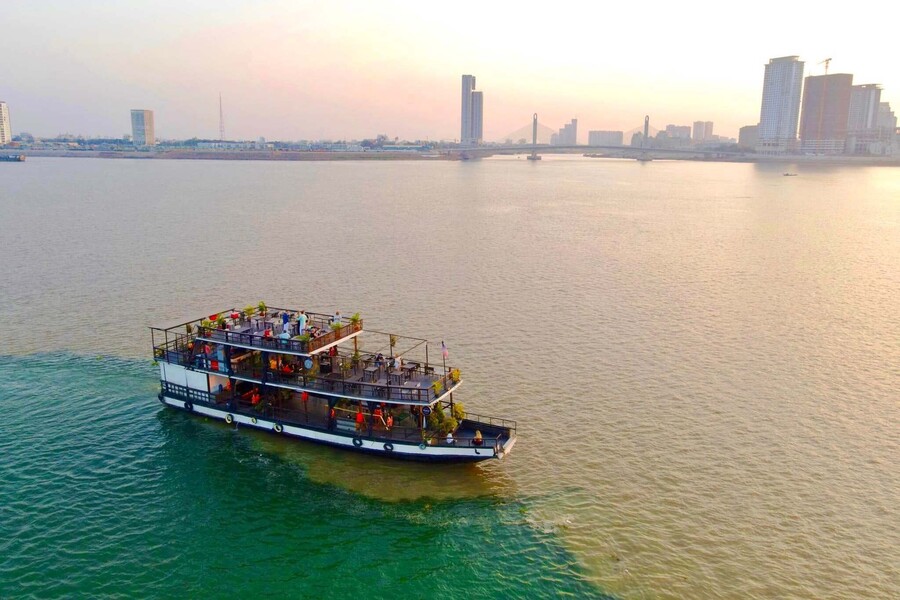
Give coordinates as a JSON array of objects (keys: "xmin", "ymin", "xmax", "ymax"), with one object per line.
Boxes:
[{"xmin": 451, "ymin": 144, "xmax": 749, "ymax": 160}]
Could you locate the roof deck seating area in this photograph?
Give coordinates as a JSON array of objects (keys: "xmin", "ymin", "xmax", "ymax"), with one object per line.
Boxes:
[{"xmin": 151, "ymin": 306, "xmax": 459, "ymax": 406}]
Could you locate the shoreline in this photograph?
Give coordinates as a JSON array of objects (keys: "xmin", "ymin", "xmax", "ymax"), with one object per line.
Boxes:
[{"xmin": 13, "ymin": 148, "xmax": 900, "ymax": 166}]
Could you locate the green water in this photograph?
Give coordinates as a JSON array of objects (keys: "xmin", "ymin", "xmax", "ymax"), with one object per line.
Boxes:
[{"xmin": 0, "ymin": 354, "xmax": 607, "ymax": 599}]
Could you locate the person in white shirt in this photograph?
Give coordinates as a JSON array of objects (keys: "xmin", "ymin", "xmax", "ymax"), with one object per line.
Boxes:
[
  {"xmin": 446, "ymin": 432, "xmax": 454, "ymax": 445},
  {"xmin": 297, "ymin": 311, "xmax": 308, "ymax": 333},
  {"xmin": 332, "ymin": 310, "xmax": 341, "ymax": 325}
]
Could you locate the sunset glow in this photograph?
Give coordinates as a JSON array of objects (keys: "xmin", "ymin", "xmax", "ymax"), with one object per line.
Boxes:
[{"xmin": 3, "ymin": 0, "xmax": 897, "ymax": 141}]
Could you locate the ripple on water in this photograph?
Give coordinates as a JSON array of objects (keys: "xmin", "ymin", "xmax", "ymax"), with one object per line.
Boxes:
[{"xmin": 0, "ymin": 353, "xmax": 609, "ymax": 599}]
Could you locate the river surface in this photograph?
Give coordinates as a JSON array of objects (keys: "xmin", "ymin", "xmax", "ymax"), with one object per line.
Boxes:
[{"xmin": 1, "ymin": 156, "xmax": 897, "ymax": 599}]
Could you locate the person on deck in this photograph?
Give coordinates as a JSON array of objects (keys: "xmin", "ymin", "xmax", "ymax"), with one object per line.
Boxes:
[
  {"xmin": 473, "ymin": 430, "xmax": 483, "ymax": 446},
  {"xmin": 297, "ymin": 310, "xmax": 308, "ymax": 334},
  {"xmin": 251, "ymin": 388, "xmax": 261, "ymax": 406},
  {"xmin": 332, "ymin": 310, "xmax": 341, "ymax": 325},
  {"xmin": 373, "ymin": 406, "xmax": 385, "ymax": 427},
  {"xmin": 385, "ymin": 412, "xmax": 394, "ymax": 430},
  {"xmin": 355, "ymin": 409, "xmax": 365, "ymax": 432},
  {"xmin": 446, "ymin": 431, "xmax": 454, "ymax": 445}
]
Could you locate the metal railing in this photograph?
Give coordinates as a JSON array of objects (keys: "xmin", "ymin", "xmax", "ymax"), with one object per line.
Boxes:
[
  {"xmin": 232, "ymin": 363, "xmax": 437, "ymax": 405},
  {"xmin": 457, "ymin": 411, "xmax": 518, "ymax": 432},
  {"xmin": 159, "ymin": 381, "xmax": 500, "ymax": 450},
  {"xmin": 195, "ymin": 319, "xmax": 362, "ymax": 355}
]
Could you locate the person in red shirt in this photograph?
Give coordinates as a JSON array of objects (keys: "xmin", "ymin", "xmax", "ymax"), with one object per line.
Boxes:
[
  {"xmin": 355, "ymin": 409, "xmax": 365, "ymax": 432},
  {"xmin": 251, "ymin": 387, "xmax": 261, "ymax": 405}
]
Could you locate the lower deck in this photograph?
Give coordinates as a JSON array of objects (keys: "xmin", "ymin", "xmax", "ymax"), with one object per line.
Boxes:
[{"xmin": 159, "ymin": 379, "xmax": 515, "ymax": 461}]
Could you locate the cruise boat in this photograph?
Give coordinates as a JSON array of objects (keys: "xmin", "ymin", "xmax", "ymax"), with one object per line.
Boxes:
[
  {"xmin": 150, "ymin": 304, "xmax": 516, "ymax": 462},
  {"xmin": 0, "ymin": 154, "xmax": 25, "ymax": 162}
]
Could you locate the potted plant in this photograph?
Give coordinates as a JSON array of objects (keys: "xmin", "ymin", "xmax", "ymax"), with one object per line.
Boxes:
[
  {"xmin": 243, "ymin": 304, "xmax": 256, "ymax": 321},
  {"xmin": 257, "ymin": 301, "xmax": 267, "ymax": 316},
  {"xmin": 216, "ymin": 315, "xmax": 227, "ymax": 329},
  {"xmin": 451, "ymin": 401, "xmax": 466, "ymax": 422},
  {"xmin": 450, "ymin": 368, "xmax": 461, "ymax": 383},
  {"xmin": 349, "ymin": 312, "xmax": 362, "ymax": 331},
  {"xmin": 432, "ymin": 380, "xmax": 443, "ymax": 397}
]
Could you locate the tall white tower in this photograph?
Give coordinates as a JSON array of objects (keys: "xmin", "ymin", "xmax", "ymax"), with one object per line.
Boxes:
[
  {"xmin": 0, "ymin": 102, "xmax": 11, "ymax": 145},
  {"xmin": 472, "ymin": 91, "xmax": 483, "ymax": 145},
  {"xmin": 757, "ymin": 56, "xmax": 805, "ymax": 154},
  {"xmin": 461, "ymin": 74, "xmax": 476, "ymax": 145}
]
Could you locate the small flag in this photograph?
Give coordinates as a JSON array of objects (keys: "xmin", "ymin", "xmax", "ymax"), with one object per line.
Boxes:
[{"xmin": 441, "ymin": 341, "xmax": 449, "ymax": 360}]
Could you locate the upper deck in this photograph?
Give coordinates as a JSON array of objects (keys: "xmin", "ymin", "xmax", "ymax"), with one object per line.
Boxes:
[
  {"xmin": 151, "ymin": 306, "xmax": 362, "ymax": 357},
  {"xmin": 150, "ymin": 305, "xmax": 462, "ymax": 406}
]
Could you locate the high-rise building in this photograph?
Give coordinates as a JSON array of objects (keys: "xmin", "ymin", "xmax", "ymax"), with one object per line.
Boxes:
[
  {"xmin": 588, "ymin": 130, "xmax": 624, "ymax": 146},
  {"xmin": 665, "ymin": 124, "xmax": 691, "ymax": 140},
  {"xmin": 554, "ymin": 119, "xmax": 577, "ymax": 145},
  {"xmin": 692, "ymin": 121, "xmax": 714, "ymax": 142},
  {"xmin": 874, "ymin": 102, "xmax": 897, "ymax": 155},
  {"xmin": 0, "ymin": 102, "xmax": 11, "ymax": 145},
  {"xmin": 738, "ymin": 125, "xmax": 759, "ymax": 148},
  {"xmin": 460, "ymin": 75, "xmax": 483, "ymax": 145},
  {"xmin": 472, "ymin": 91, "xmax": 483, "ymax": 145},
  {"xmin": 799, "ymin": 73, "xmax": 853, "ymax": 154},
  {"xmin": 846, "ymin": 84, "xmax": 883, "ymax": 155},
  {"xmin": 757, "ymin": 56, "xmax": 804, "ymax": 154},
  {"xmin": 131, "ymin": 109, "xmax": 156, "ymax": 146},
  {"xmin": 847, "ymin": 84, "xmax": 882, "ymax": 131}
]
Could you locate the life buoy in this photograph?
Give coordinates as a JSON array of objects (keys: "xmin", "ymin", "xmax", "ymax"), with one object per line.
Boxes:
[
  {"xmin": 353, "ymin": 437, "xmax": 363, "ymax": 447},
  {"xmin": 184, "ymin": 401, "xmax": 193, "ymax": 412},
  {"xmin": 419, "ymin": 443, "xmax": 427, "ymax": 450},
  {"xmin": 274, "ymin": 423, "xmax": 283, "ymax": 433},
  {"xmin": 383, "ymin": 442, "xmax": 394, "ymax": 452},
  {"xmin": 251, "ymin": 417, "xmax": 257, "ymax": 424},
  {"xmin": 225, "ymin": 413, "xmax": 234, "ymax": 424}
]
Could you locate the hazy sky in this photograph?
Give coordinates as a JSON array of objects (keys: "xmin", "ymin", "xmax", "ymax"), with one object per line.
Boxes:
[{"xmin": 3, "ymin": 1, "xmax": 897, "ymax": 141}]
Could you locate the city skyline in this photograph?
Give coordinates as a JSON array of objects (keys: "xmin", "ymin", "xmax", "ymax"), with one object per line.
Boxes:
[{"xmin": 2, "ymin": 1, "xmax": 897, "ymax": 141}]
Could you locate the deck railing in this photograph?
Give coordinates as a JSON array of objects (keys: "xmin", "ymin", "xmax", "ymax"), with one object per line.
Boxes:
[
  {"xmin": 458, "ymin": 411, "xmax": 518, "ymax": 432},
  {"xmin": 195, "ymin": 320, "xmax": 362, "ymax": 355},
  {"xmin": 159, "ymin": 381, "xmax": 501, "ymax": 449},
  {"xmin": 232, "ymin": 363, "xmax": 437, "ymax": 405}
]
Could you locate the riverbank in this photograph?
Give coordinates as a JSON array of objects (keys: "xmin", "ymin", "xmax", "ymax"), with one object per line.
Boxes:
[
  {"xmin": 18, "ymin": 149, "xmax": 450, "ymax": 161},
  {"xmin": 14, "ymin": 148, "xmax": 900, "ymax": 166}
]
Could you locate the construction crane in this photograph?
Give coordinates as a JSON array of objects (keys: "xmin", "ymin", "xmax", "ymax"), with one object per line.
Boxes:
[{"xmin": 818, "ymin": 58, "xmax": 832, "ymax": 75}]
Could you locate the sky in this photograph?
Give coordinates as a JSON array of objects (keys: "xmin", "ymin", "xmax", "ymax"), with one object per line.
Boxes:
[{"xmin": 2, "ymin": 0, "xmax": 898, "ymax": 142}]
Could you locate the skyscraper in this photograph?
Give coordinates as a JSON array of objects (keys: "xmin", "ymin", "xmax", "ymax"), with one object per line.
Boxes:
[
  {"xmin": 554, "ymin": 119, "xmax": 577, "ymax": 145},
  {"xmin": 0, "ymin": 102, "xmax": 11, "ymax": 145},
  {"xmin": 460, "ymin": 75, "xmax": 482, "ymax": 146},
  {"xmin": 799, "ymin": 73, "xmax": 853, "ymax": 154},
  {"xmin": 461, "ymin": 75, "xmax": 475, "ymax": 143},
  {"xmin": 472, "ymin": 91, "xmax": 483, "ymax": 145},
  {"xmin": 757, "ymin": 56, "xmax": 804, "ymax": 154},
  {"xmin": 846, "ymin": 84, "xmax": 883, "ymax": 155},
  {"xmin": 131, "ymin": 109, "xmax": 156, "ymax": 146},
  {"xmin": 692, "ymin": 121, "xmax": 714, "ymax": 142}
]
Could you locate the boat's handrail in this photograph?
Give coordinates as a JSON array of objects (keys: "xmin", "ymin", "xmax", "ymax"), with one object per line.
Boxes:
[
  {"xmin": 156, "ymin": 342, "xmax": 459, "ymax": 406},
  {"xmin": 459, "ymin": 411, "xmax": 517, "ymax": 431},
  {"xmin": 160, "ymin": 381, "xmax": 503, "ymax": 449},
  {"xmin": 196, "ymin": 320, "xmax": 362, "ymax": 355}
]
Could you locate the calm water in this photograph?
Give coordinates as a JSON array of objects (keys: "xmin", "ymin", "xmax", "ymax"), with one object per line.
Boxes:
[{"xmin": 1, "ymin": 156, "xmax": 897, "ymax": 599}]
